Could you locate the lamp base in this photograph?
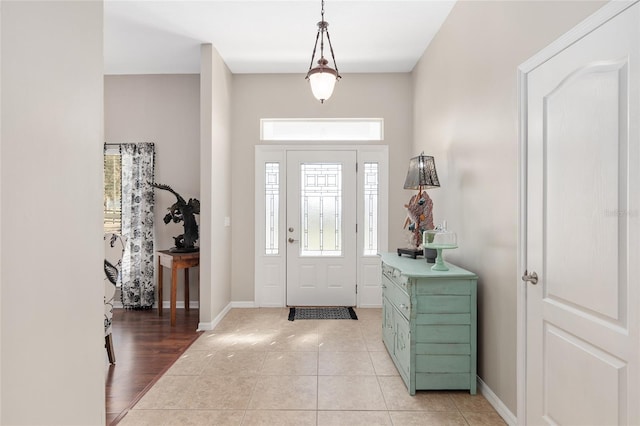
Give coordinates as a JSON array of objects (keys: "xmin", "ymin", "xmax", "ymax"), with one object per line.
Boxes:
[{"xmin": 397, "ymin": 248, "xmax": 423, "ymax": 259}]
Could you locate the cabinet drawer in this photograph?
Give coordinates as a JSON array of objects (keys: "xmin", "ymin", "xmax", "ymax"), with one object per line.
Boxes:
[
  {"xmin": 417, "ymin": 295, "xmax": 470, "ymax": 314},
  {"xmin": 417, "ymin": 343, "xmax": 471, "ymax": 355},
  {"xmin": 416, "ymin": 355, "xmax": 470, "ymax": 373},
  {"xmin": 382, "ymin": 275, "xmax": 411, "ymax": 320},
  {"xmin": 415, "ymin": 280, "xmax": 472, "ymax": 295},
  {"xmin": 416, "ymin": 373, "xmax": 471, "ymax": 390},
  {"xmin": 416, "ymin": 325, "xmax": 470, "ymax": 343},
  {"xmin": 382, "ymin": 263, "xmax": 409, "ymax": 294},
  {"xmin": 417, "ymin": 314, "xmax": 471, "ymax": 325}
]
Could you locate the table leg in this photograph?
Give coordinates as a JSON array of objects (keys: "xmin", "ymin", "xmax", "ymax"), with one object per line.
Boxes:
[
  {"xmin": 171, "ymin": 266, "xmax": 178, "ymax": 326},
  {"xmin": 158, "ymin": 256, "xmax": 163, "ymax": 317},
  {"xmin": 184, "ymin": 268, "xmax": 190, "ymax": 311}
]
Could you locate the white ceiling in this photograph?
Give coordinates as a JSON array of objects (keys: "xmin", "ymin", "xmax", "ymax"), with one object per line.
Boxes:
[{"xmin": 104, "ymin": 0, "xmax": 456, "ymax": 75}]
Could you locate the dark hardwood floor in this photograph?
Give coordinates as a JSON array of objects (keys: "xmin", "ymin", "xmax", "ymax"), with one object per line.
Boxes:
[{"xmin": 106, "ymin": 308, "xmax": 202, "ymax": 425}]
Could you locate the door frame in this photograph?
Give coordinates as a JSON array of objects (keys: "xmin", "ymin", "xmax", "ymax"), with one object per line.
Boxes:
[
  {"xmin": 517, "ymin": 1, "xmax": 638, "ymax": 423},
  {"xmin": 254, "ymin": 144, "xmax": 389, "ymax": 308}
]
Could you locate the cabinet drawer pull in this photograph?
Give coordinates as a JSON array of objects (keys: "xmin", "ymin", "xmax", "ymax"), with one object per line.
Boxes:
[
  {"xmin": 382, "ymin": 284, "xmax": 387, "ymax": 289},
  {"xmin": 399, "ymin": 303, "xmax": 408, "ymax": 310}
]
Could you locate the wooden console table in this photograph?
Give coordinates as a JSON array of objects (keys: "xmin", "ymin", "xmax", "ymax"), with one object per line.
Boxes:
[{"xmin": 157, "ymin": 250, "xmax": 199, "ymax": 326}]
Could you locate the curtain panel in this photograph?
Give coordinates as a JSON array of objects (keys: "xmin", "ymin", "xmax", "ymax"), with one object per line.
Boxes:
[{"xmin": 120, "ymin": 143, "xmax": 156, "ymax": 309}]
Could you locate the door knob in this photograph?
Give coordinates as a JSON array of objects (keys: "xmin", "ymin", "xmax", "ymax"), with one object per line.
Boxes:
[
  {"xmin": 521, "ymin": 270, "xmax": 538, "ymax": 285},
  {"xmin": 288, "ymin": 238, "xmax": 299, "ymax": 243}
]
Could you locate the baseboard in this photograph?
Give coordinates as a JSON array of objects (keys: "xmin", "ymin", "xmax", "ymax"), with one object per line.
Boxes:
[
  {"xmin": 230, "ymin": 301, "xmax": 257, "ymax": 308},
  {"xmin": 477, "ymin": 376, "xmax": 517, "ymax": 426},
  {"xmin": 197, "ymin": 302, "xmax": 232, "ymax": 331},
  {"xmin": 114, "ymin": 301, "xmax": 199, "ymax": 309}
]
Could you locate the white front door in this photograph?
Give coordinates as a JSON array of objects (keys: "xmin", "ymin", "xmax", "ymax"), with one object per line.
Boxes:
[
  {"xmin": 522, "ymin": 2, "xmax": 640, "ymax": 424},
  {"xmin": 286, "ymin": 150, "xmax": 357, "ymax": 306}
]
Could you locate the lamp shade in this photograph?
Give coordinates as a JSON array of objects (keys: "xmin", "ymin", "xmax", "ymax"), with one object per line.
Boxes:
[
  {"xmin": 308, "ymin": 67, "xmax": 338, "ymax": 103},
  {"xmin": 403, "ymin": 154, "xmax": 440, "ymax": 190}
]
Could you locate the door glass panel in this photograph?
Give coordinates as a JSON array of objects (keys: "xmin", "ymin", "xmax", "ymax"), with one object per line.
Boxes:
[
  {"xmin": 300, "ymin": 163, "xmax": 342, "ymax": 256},
  {"xmin": 364, "ymin": 162, "xmax": 379, "ymax": 255},
  {"xmin": 265, "ymin": 162, "xmax": 280, "ymax": 255}
]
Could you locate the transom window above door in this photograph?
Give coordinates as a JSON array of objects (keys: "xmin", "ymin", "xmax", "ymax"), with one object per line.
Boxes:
[{"xmin": 260, "ymin": 118, "xmax": 384, "ymax": 141}]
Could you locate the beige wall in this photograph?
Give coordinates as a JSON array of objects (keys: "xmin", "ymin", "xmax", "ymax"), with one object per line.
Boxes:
[
  {"xmin": 105, "ymin": 74, "xmax": 201, "ymax": 305},
  {"xmin": 231, "ymin": 73, "xmax": 413, "ymax": 302},
  {"xmin": 1, "ymin": 1, "xmax": 105, "ymax": 424},
  {"xmin": 412, "ymin": 0, "xmax": 605, "ymax": 414},
  {"xmin": 200, "ymin": 44, "xmax": 233, "ymax": 326}
]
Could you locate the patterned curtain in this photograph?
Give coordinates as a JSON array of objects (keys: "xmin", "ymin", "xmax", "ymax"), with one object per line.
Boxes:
[{"xmin": 120, "ymin": 143, "xmax": 155, "ymax": 309}]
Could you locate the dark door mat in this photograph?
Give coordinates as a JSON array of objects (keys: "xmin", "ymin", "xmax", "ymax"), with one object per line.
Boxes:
[{"xmin": 288, "ymin": 307, "xmax": 358, "ymax": 321}]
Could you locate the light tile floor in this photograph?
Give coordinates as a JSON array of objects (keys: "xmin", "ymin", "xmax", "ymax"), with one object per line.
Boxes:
[{"xmin": 119, "ymin": 308, "xmax": 506, "ymax": 426}]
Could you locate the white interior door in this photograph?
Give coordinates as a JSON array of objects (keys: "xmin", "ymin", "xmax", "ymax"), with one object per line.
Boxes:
[
  {"xmin": 286, "ymin": 150, "xmax": 357, "ymax": 306},
  {"xmin": 523, "ymin": 3, "xmax": 639, "ymax": 424}
]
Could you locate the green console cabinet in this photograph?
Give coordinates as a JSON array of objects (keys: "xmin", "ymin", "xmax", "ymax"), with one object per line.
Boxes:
[{"xmin": 380, "ymin": 252, "xmax": 478, "ymax": 395}]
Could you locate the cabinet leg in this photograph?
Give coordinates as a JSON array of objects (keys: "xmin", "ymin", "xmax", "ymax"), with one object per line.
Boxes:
[
  {"xmin": 105, "ymin": 334, "xmax": 116, "ymax": 364},
  {"xmin": 184, "ymin": 268, "xmax": 190, "ymax": 311},
  {"xmin": 171, "ymin": 267, "xmax": 177, "ymax": 326}
]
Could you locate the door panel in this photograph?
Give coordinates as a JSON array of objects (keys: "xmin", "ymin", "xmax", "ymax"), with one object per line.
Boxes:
[
  {"xmin": 544, "ymin": 324, "xmax": 626, "ymax": 425},
  {"xmin": 394, "ymin": 310, "xmax": 411, "ymax": 378},
  {"xmin": 286, "ymin": 150, "xmax": 357, "ymax": 306},
  {"xmin": 524, "ymin": 3, "xmax": 639, "ymax": 424},
  {"xmin": 544, "ymin": 60, "xmax": 628, "ymax": 323},
  {"xmin": 382, "ymin": 296, "xmax": 395, "ymax": 349}
]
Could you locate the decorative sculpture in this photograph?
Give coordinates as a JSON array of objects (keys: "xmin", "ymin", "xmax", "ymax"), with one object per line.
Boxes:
[
  {"xmin": 403, "ymin": 190, "xmax": 434, "ymax": 249},
  {"xmin": 152, "ymin": 183, "xmax": 200, "ymax": 252}
]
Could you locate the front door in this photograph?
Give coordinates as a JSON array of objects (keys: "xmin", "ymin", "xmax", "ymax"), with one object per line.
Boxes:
[
  {"xmin": 286, "ymin": 150, "xmax": 357, "ymax": 306},
  {"xmin": 522, "ymin": 2, "xmax": 639, "ymax": 424}
]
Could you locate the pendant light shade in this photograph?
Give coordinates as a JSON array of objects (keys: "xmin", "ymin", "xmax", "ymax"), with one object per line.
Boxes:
[
  {"xmin": 308, "ymin": 66, "xmax": 338, "ymax": 102},
  {"xmin": 306, "ymin": 0, "xmax": 341, "ymax": 103}
]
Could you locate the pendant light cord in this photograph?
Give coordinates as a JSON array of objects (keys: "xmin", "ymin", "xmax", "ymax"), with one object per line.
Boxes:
[
  {"xmin": 307, "ymin": 31, "xmax": 321, "ymax": 72},
  {"xmin": 319, "ymin": 0, "xmax": 326, "ymax": 66},
  {"xmin": 326, "ymin": 30, "xmax": 340, "ymax": 78},
  {"xmin": 306, "ymin": 0, "xmax": 341, "ymax": 80}
]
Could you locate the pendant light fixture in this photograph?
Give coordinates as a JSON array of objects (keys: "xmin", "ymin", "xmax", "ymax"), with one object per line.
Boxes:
[{"xmin": 306, "ymin": 0, "xmax": 341, "ymax": 103}]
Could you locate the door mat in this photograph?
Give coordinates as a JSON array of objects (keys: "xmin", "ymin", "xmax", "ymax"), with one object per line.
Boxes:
[{"xmin": 288, "ymin": 307, "xmax": 358, "ymax": 321}]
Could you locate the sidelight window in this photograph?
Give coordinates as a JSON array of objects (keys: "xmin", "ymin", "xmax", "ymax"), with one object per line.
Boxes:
[
  {"xmin": 265, "ymin": 162, "xmax": 280, "ymax": 255},
  {"xmin": 363, "ymin": 162, "xmax": 379, "ymax": 255}
]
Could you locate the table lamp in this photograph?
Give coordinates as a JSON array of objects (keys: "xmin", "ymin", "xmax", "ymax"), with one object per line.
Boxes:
[{"xmin": 398, "ymin": 153, "xmax": 440, "ymax": 261}]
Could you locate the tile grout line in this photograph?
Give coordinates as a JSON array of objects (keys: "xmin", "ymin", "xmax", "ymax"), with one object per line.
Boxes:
[{"xmin": 316, "ymin": 319, "xmax": 320, "ymax": 426}]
